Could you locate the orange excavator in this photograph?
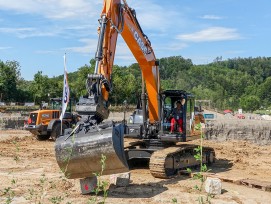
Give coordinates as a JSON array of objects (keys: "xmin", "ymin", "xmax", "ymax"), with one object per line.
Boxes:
[{"xmin": 55, "ymin": 0, "xmax": 215, "ymax": 184}]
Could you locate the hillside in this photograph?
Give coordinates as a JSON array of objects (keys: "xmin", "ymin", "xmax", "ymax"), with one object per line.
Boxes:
[{"xmin": 1, "ymin": 56, "xmax": 271, "ymax": 112}]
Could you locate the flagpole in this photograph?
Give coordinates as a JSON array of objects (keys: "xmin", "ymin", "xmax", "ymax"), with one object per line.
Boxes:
[
  {"xmin": 61, "ymin": 54, "xmax": 66, "ymax": 134},
  {"xmin": 59, "ymin": 53, "xmax": 70, "ymax": 137},
  {"xmin": 61, "ymin": 53, "xmax": 67, "ymax": 134}
]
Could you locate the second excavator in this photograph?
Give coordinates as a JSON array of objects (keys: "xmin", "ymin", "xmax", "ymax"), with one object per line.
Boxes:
[{"xmin": 55, "ymin": 0, "xmax": 215, "ymax": 184}]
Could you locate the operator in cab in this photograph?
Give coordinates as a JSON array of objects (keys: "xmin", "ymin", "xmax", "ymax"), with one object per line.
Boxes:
[{"xmin": 170, "ymin": 100, "xmax": 184, "ymax": 134}]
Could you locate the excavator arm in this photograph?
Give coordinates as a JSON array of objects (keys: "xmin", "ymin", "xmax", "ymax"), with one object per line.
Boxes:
[{"xmin": 87, "ymin": 0, "xmax": 160, "ymax": 124}]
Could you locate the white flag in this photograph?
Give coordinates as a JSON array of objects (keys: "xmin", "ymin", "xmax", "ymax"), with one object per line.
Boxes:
[{"xmin": 60, "ymin": 53, "xmax": 70, "ymax": 120}]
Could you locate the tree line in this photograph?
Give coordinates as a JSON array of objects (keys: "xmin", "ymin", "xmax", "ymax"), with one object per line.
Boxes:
[{"xmin": 1, "ymin": 56, "xmax": 271, "ymax": 112}]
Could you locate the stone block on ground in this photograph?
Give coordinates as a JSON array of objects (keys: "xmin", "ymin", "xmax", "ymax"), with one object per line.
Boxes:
[
  {"xmin": 110, "ymin": 172, "xmax": 130, "ymax": 187},
  {"xmin": 80, "ymin": 176, "xmax": 97, "ymax": 195},
  {"xmin": 205, "ymin": 177, "xmax": 222, "ymax": 195}
]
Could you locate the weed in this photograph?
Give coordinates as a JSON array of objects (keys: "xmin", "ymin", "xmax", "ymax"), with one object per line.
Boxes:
[
  {"xmin": 187, "ymin": 124, "xmax": 214, "ymax": 204},
  {"xmin": 11, "ymin": 178, "xmax": 17, "ymax": 185},
  {"xmin": 172, "ymin": 197, "xmax": 178, "ymax": 203},
  {"xmin": 23, "ymin": 173, "xmax": 73, "ymax": 204},
  {"xmin": 0, "ymin": 177, "xmax": 19, "ymax": 204},
  {"xmin": 196, "ymin": 194, "xmax": 214, "ymax": 204},
  {"xmin": 49, "ymin": 181, "xmax": 57, "ymax": 189},
  {"xmin": 12, "ymin": 140, "xmax": 20, "ymax": 162},
  {"xmin": 88, "ymin": 154, "xmax": 109, "ymax": 204},
  {"xmin": 1, "ymin": 186, "xmax": 15, "ymax": 204},
  {"xmin": 49, "ymin": 196, "xmax": 64, "ymax": 204},
  {"xmin": 25, "ymin": 188, "xmax": 35, "ymax": 201},
  {"xmin": 58, "ymin": 130, "xmax": 109, "ymax": 203},
  {"xmin": 24, "ymin": 173, "xmax": 48, "ymax": 203},
  {"xmin": 60, "ymin": 134, "xmax": 75, "ymax": 179},
  {"xmin": 40, "ymin": 173, "xmax": 47, "ymax": 186},
  {"xmin": 13, "ymin": 155, "xmax": 20, "ymax": 162}
]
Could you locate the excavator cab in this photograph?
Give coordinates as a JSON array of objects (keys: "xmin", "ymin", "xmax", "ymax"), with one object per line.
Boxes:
[
  {"xmin": 160, "ymin": 90, "xmax": 199, "ymax": 142},
  {"xmin": 161, "ymin": 95, "xmax": 186, "ymax": 134}
]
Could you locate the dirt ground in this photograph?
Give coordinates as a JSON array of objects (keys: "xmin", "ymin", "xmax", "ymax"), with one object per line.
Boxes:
[{"xmin": 1, "ymin": 120, "xmax": 271, "ymax": 203}]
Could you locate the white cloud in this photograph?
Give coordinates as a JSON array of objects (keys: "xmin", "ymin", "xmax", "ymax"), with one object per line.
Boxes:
[
  {"xmin": 0, "ymin": 46, "xmax": 12, "ymax": 50},
  {"xmin": 0, "ymin": 1, "xmax": 102, "ymax": 39},
  {"xmin": 35, "ymin": 50, "xmax": 59, "ymax": 54},
  {"xmin": 64, "ymin": 38, "xmax": 97, "ymax": 54},
  {"xmin": 224, "ymin": 50, "xmax": 244, "ymax": 55},
  {"xmin": 160, "ymin": 43, "xmax": 188, "ymax": 51},
  {"xmin": 0, "ymin": 0, "xmax": 100, "ymax": 19},
  {"xmin": 0, "ymin": 24, "xmax": 96, "ymax": 38},
  {"xmin": 36, "ymin": 38, "xmax": 98, "ymax": 56},
  {"xmin": 0, "ymin": 0, "xmax": 185, "ymax": 42},
  {"xmin": 64, "ymin": 36, "xmax": 188, "ymax": 64},
  {"xmin": 127, "ymin": 1, "xmax": 183, "ymax": 32},
  {"xmin": 0, "ymin": 27, "xmax": 34, "ymax": 32},
  {"xmin": 200, "ymin": 15, "xmax": 224, "ymax": 20},
  {"xmin": 0, "ymin": 0, "xmax": 180, "ymax": 31},
  {"xmin": 176, "ymin": 27, "xmax": 241, "ymax": 42},
  {"xmin": 63, "ymin": 37, "xmax": 136, "ymax": 65},
  {"xmin": 0, "ymin": 27, "xmax": 58, "ymax": 38}
]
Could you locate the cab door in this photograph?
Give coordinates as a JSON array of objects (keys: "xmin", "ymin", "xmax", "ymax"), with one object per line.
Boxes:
[{"xmin": 185, "ymin": 98, "xmax": 195, "ymax": 137}]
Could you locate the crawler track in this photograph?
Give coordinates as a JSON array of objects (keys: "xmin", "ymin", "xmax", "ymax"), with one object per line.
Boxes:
[{"xmin": 149, "ymin": 144, "xmax": 215, "ymax": 179}]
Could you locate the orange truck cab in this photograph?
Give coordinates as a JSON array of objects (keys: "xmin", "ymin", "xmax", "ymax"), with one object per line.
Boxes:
[
  {"xmin": 25, "ymin": 98, "xmax": 76, "ymax": 141},
  {"xmin": 25, "ymin": 109, "xmax": 60, "ymax": 137}
]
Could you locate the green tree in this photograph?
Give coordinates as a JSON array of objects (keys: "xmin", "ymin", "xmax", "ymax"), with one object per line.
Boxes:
[
  {"xmin": 29, "ymin": 71, "xmax": 50, "ymax": 104},
  {"xmin": 71, "ymin": 64, "xmax": 94, "ymax": 98},
  {"xmin": 110, "ymin": 66, "xmax": 140, "ymax": 105},
  {"xmin": 2, "ymin": 55, "xmax": 271, "ymax": 111},
  {"xmin": 16, "ymin": 79, "xmax": 33, "ymax": 102},
  {"xmin": 257, "ymin": 77, "xmax": 271, "ymax": 106},
  {"xmin": 0, "ymin": 60, "xmax": 20, "ymax": 102},
  {"xmin": 240, "ymin": 95, "xmax": 261, "ymax": 111}
]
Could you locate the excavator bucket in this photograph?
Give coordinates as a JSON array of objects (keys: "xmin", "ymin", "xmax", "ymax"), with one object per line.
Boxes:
[{"xmin": 55, "ymin": 122, "xmax": 129, "ymax": 179}]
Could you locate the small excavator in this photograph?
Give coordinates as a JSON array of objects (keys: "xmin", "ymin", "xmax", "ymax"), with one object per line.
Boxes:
[{"xmin": 55, "ymin": 0, "xmax": 215, "ymax": 182}]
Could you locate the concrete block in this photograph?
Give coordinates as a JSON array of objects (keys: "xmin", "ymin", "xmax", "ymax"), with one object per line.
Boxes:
[
  {"xmin": 205, "ymin": 177, "xmax": 222, "ymax": 195},
  {"xmin": 110, "ymin": 172, "xmax": 130, "ymax": 187},
  {"xmin": 80, "ymin": 176, "xmax": 97, "ymax": 195}
]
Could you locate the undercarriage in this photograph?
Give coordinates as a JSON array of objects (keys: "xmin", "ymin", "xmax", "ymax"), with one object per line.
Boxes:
[
  {"xmin": 124, "ymin": 138, "xmax": 215, "ymax": 179},
  {"xmin": 55, "ymin": 122, "xmax": 215, "ymax": 180}
]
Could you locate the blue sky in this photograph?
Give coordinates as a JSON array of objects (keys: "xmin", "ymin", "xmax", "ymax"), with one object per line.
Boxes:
[{"xmin": 0, "ymin": 0, "xmax": 270, "ymax": 80}]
